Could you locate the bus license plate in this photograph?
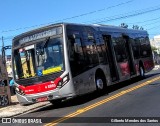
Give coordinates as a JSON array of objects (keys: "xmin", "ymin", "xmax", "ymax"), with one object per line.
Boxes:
[{"xmin": 36, "ymin": 96, "xmax": 48, "ymax": 102}]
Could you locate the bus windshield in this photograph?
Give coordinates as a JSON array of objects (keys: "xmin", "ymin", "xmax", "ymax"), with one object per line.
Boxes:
[{"xmin": 13, "ymin": 37, "xmax": 64, "ymax": 80}]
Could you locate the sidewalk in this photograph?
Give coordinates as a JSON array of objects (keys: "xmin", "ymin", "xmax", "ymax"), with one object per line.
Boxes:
[
  {"xmin": 0, "ymin": 95, "xmax": 50, "ymax": 118},
  {"xmin": 153, "ymin": 65, "xmax": 160, "ymax": 70}
]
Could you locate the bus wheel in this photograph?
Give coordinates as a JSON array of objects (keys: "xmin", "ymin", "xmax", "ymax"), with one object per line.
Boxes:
[
  {"xmin": 139, "ymin": 66, "xmax": 145, "ymax": 78},
  {"xmin": 95, "ymin": 76, "xmax": 106, "ymax": 93}
]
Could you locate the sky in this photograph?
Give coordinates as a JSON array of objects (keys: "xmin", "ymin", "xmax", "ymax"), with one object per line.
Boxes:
[{"xmin": 0, "ymin": 0, "xmax": 160, "ymax": 55}]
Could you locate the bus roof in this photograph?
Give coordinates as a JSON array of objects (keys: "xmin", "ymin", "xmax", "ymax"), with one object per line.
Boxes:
[
  {"xmin": 65, "ymin": 22, "xmax": 148, "ymax": 35},
  {"xmin": 13, "ymin": 22, "xmax": 148, "ymax": 41},
  {"xmin": 92, "ymin": 24, "xmax": 147, "ymax": 35}
]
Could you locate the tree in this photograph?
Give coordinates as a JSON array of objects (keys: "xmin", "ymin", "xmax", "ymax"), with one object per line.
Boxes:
[{"xmin": 151, "ymin": 46, "xmax": 157, "ymax": 51}]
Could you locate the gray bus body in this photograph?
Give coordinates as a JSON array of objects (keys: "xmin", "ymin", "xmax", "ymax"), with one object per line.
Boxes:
[{"xmin": 12, "ymin": 23, "xmax": 154, "ymax": 105}]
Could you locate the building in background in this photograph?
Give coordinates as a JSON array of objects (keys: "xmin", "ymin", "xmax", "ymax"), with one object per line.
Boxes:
[
  {"xmin": 150, "ymin": 35, "xmax": 160, "ymax": 64},
  {"xmin": 150, "ymin": 35, "xmax": 160, "ymax": 52}
]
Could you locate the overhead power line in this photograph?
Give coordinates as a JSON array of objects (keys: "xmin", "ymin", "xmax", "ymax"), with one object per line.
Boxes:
[
  {"xmin": 3, "ymin": 15, "xmax": 160, "ymax": 41},
  {"xmin": 127, "ymin": 16, "xmax": 160, "ymax": 24},
  {"xmin": 0, "ymin": 35, "xmax": 15, "ymax": 41},
  {"xmin": 1, "ymin": 0, "xmax": 133, "ymax": 33},
  {"xmin": 147, "ymin": 24, "xmax": 160, "ymax": 30},
  {"xmin": 2, "ymin": 1, "xmax": 160, "ymax": 40},
  {"xmin": 88, "ymin": 5, "xmax": 160, "ymax": 24},
  {"xmin": 53, "ymin": 0, "xmax": 134, "ymax": 22},
  {"xmin": 142, "ymin": 20, "xmax": 160, "ymax": 27},
  {"xmin": 2, "ymin": 17, "xmax": 160, "ymax": 41}
]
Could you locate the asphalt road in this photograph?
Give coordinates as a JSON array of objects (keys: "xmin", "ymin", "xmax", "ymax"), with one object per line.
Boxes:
[{"xmin": 3, "ymin": 69, "xmax": 160, "ymax": 126}]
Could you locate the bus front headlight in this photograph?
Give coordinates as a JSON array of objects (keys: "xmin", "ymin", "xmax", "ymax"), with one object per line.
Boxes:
[{"xmin": 56, "ymin": 73, "xmax": 70, "ymax": 88}]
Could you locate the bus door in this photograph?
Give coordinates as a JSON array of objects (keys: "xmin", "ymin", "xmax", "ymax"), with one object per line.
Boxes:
[
  {"xmin": 123, "ymin": 36, "xmax": 136, "ymax": 76},
  {"xmin": 103, "ymin": 35, "xmax": 119, "ymax": 82}
]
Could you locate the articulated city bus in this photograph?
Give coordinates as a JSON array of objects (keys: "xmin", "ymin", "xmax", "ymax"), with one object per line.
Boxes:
[{"xmin": 12, "ymin": 23, "xmax": 154, "ymax": 105}]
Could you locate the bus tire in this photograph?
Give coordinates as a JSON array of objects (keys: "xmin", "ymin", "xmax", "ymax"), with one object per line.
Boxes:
[
  {"xmin": 139, "ymin": 66, "xmax": 145, "ymax": 78},
  {"xmin": 95, "ymin": 75, "xmax": 107, "ymax": 93}
]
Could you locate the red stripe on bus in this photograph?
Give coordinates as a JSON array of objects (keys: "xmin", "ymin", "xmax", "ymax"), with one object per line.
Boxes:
[{"xmin": 19, "ymin": 77, "xmax": 62, "ymax": 94}]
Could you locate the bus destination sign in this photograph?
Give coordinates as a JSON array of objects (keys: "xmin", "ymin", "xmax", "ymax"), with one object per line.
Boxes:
[{"xmin": 19, "ymin": 27, "xmax": 62, "ymax": 44}]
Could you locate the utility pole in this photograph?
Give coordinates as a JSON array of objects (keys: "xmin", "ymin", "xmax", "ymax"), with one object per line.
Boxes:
[
  {"xmin": 0, "ymin": 36, "xmax": 11, "ymax": 105},
  {"xmin": 2, "ymin": 36, "xmax": 4, "ymax": 48},
  {"xmin": 1, "ymin": 36, "xmax": 6, "ymax": 64},
  {"xmin": 1, "ymin": 36, "xmax": 4, "ymax": 55}
]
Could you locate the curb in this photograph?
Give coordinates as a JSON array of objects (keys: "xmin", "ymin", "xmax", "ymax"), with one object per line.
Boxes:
[
  {"xmin": 13, "ymin": 103, "xmax": 51, "ymax": 117},
  {"xmin": 0, "ymin": 102, "xmax": 51, "ymax": 118}
]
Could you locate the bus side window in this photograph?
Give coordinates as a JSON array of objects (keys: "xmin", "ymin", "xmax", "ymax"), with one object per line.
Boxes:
[
  {"xmin": 68, "ymin": 39, "xmax": 74, "ymax": 61},
  {"xmin": 113, "ymin": 37, "xmax": 127, "ymax": 62},
  {"xmin": 96, "ymin": 41, "xmax": 108, "ymax": 64},
  {"xmin": 131, "ymin": 38, "xmax": 140, "ymax": 59},
  {"xmin": 83, "ymin": 32, "xmax": 99, "ymax": 66},
  {"xmin": 140, "ymin": 37, "xmax": 152, "ymax": 57},
  {"xmin": 74, "ymin": 38, "xmax": 84, "ymax": 62},
  {"xmin": 68, "ymin": 37, "xmax": 85, "ymax": 77}
]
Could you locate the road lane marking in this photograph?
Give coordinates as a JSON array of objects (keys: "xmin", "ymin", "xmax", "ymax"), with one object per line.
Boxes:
[
  {"xmin": 45, "ymin": 76, "xmax": 160, "ymax": 126},
  {"xmin": 76, "ymin": 109, "xmax": 85, "ymax": 113}
]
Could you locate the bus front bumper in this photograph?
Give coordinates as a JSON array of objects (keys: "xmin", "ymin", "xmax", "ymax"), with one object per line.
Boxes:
[{"xmin": 16, "ymin": 89, "xmax": 75, "ymax": 105}]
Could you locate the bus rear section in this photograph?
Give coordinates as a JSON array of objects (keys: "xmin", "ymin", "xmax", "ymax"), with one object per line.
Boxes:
[
  {"xmin": 66, "ymin": 23, "xmax": 154, "ymax": 90},
  {"xmin": 101, "ymin": 33, "xmax": 154, "ymax": 81}
]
